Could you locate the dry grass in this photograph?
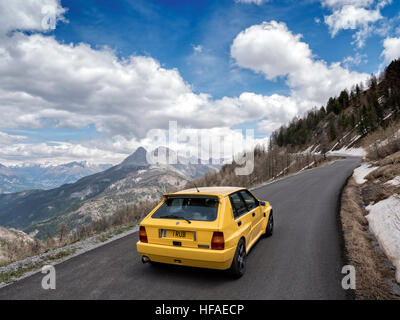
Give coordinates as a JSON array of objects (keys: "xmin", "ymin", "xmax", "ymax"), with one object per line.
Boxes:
[
  {"xmin": 0, "ymin": 228, "xmax": 43, "ymax": 266},
  {"xmin": 362, "ymin": 182, "xmax": 397, "ymax": 205},
  {"xmin": 366, "ymin": 163, "xmax": 400, "ymax": 181},
  {"xmin": 71, "ymin": 200, "xmax": 158, "ymax": 242},
  {"xmin": 365, "ymin": 120, "xmax": 400, "ymax": 161},
  {"xmin": 340, "ymin": 177, "xmax": 398, "ymax": 299},
  {"xmin": 379, "ymin": 150, "xmax": 400, "ymax": 166}
]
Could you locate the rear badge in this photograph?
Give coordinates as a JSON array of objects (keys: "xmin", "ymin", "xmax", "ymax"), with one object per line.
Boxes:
[{"xmin": 176, "ymin": 222, "xmax": 180, "ymax": 225}]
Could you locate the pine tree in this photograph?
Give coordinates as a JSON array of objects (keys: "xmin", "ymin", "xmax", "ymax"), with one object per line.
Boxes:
[
  {"xmin": 338, "ymin": 90, "xmax": 349, "ymax": 109},
  {"xmin": 329, "ymin": 119, "xmax": 337, "ymax": 141}
]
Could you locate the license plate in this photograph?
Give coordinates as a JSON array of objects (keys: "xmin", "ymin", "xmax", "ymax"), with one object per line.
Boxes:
[
  {"xmin": 173, "ymin": 230, "xmax": 186, "ymax": 238},
  {"xmin": 161, "ymin": 229, "xmax": 193, "ymax": 240}
]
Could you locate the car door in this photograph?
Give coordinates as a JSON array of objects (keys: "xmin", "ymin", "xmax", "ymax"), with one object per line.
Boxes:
[
  {"xmin": 229, "ymin": 192, "xmax": 253, "ymax": 248},
  {"xmin": 239, "ymin": 190, "xmax": 262, "ymax": 245}
]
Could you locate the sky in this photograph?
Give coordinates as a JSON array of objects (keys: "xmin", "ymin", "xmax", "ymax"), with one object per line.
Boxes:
[{"xmin": 0, "ymin": 0, "xmax": 399, "ymax": 165}]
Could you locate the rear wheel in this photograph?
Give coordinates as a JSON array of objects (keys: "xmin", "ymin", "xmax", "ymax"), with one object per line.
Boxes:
[
  {"xmin": 229, "ymin": 238, "xmax": 246, "ymax": 278},
  {"xmin": 265, "ymin": 212, "xmax": 274, "ymax": 237}
]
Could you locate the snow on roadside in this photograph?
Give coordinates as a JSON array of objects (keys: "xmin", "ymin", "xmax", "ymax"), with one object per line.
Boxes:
[
  {"xmin": 328, "ymin": 147, "xmax": 366, "ymax": 158},
  {"xmin": 353, "ymin": 163, "xmax": 378, "ymax": 184},
  {"xmin": 366, "ymin": 196, "xmax": 400, "ymax": 283}
]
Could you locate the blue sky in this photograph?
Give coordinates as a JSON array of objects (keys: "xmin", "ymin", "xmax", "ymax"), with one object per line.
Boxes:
[
  {"xmin": 0, "ymin": 0, "xmax": 399, "ymax": 165},
  {"xmin": 54, "ymin": 0, "xmax": 398, "ymax": 97}
]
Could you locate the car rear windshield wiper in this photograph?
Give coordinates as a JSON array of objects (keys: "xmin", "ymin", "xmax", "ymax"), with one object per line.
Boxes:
[{"xmin": 159, "ymin": 214, "xmax": 191, "ymax": 224}]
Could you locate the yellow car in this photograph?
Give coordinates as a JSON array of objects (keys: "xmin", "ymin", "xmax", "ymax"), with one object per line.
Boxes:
[{"xmin": 136, "ymin": 186, "xmax": 273, "ymax": 278}]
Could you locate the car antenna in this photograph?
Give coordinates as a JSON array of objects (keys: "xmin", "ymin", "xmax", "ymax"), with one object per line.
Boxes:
[{"xmin": 192, "ymin": 182, "xmax": 200, "ymax": 192}]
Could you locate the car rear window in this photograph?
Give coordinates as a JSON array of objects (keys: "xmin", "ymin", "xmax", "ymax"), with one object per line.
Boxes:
[{"xmin": 152, "ymin": 196, "xmax": 219, "ymax": 222}]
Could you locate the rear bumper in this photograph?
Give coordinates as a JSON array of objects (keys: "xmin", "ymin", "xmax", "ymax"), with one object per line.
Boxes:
[{"xmin": 137, "ymin": 241, "xmax": 236, "ymax": 270}]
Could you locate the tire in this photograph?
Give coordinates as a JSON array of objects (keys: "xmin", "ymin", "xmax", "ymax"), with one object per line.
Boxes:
[
  {"xmin": 265, "ymin": 211, "xmax": 274, "ymax": 237},
  {"xmin": 228, "ymin": 238, "xmax": 246, "ymax": 278}
]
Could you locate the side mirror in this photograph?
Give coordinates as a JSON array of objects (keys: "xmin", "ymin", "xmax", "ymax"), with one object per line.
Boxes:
[{"xmin": 260, "ymin": 201, "xmax": 266, "ymax": 206}]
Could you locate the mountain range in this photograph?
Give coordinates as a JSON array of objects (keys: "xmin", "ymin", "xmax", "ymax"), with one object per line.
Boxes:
[
  {"xmin": 0, "ymin": 161, "xmax": 112, "ymax": 193},
  {"xmin": 0, "ymin": 147, "xmax": 221, "ymax": 239}
]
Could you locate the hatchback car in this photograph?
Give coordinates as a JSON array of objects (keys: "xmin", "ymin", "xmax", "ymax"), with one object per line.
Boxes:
[{"xmin": 136, "ymin": 186, "xmax": 273, "ymax": 277}]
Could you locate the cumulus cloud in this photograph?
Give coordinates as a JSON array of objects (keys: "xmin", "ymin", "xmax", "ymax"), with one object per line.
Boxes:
[
  {"xmin": 382, "ymin": 37, "xmax": 400, "ymax": 63},
  {"xmin": 231, "ymin": 21, "xmax": 368, "ymax": 108},
  {"xmin": 0, "ymin": 33, "xmax": 219, "ymax": 138},
  {"xmin": 321, "ymin": 0, "xmax": 392, "ymax": 47},
  {"xmin": 231, "ymin": 21, "xmax": 312, "ymax": 80},
  {"xmin": 0, "ymin": 9, "xmax": 299, "ymax": 164},
  {"xmin": 0, "ymin": 1, "xmax": 372, "ymax": 165},
  {"xmin": 0, "ymin": 22, "xmax": 315, "ymax": 145},
  {"xmin": 324, "ymin": 5, "xmax": 381, "ymax": 37},
  {"xmin": 0, "ymin": 0, "xmax": 66, "ymax": 35}
]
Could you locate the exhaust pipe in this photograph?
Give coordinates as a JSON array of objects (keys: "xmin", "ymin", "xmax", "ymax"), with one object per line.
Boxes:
[{"xmin": 141, "ymin": 256, "xmax": 150, "ymax": 264}]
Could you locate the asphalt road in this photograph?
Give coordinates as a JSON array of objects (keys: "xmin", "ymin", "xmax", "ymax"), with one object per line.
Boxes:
[{"xmin": 0, "ymin": 157, "xmax": 361, "ymax": 300}]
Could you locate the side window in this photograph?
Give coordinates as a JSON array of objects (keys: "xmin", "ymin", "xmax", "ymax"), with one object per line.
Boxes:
[
  {"xmin": 229, "ymin": 192, "xmax": 248, "ymax": 219},
  {"xmin": 239, "ymin": 190, "xmax": 258, "ymax": 211}
]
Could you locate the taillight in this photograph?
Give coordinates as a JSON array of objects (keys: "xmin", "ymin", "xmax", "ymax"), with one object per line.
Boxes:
[
  {"xmin": 211, "ymin": 232, "xmax": 224, "ymax": 250},
  {"xmin": 139, "ymin": 226, "xmax": 148, "ymax": 243}
]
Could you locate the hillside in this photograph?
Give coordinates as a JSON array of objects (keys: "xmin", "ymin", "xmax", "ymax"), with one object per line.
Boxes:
[
  {"xmin": 266, "ymin": 59, "xmax": 400, "ymax": 297},
  {"xmin": 0, "ymin": 227, "xmax": 38, "ymax": 265},
  {"xmin": 0, "ymin": 147, "xmax": 219, "ymax": 239},
  {"xmin": 270, "ymin": 59, "xmax": 400, "ymax": 154}
]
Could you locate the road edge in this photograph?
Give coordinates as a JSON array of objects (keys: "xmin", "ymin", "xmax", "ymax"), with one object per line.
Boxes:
[{"xmin": 336, "ymin": 172, "xmax": 356, "ymax": 300}]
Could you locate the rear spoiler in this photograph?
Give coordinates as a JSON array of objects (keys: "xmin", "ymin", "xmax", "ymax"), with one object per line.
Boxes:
[{"xmin": 162, "ymin": 194, "xmax": 223, "ymax": 201}]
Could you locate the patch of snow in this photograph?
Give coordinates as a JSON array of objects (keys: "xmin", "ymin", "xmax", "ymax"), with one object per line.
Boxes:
[
  {"xmin": 328, "ymin": 147, "xmax": 366, "ymax": 158},
  {"xmin": 301, "ymin": 145, "xmax": 314, "ymax": 154},
  {"xmin": 383, "ymin": 111, "xmax": 394, "ymax": 121},
  {"xmin": 299, "ymin": 161, "xmax": 315, "ymax": 172},
  {"xmin": 329, "ymin": 141, "xmax": 340, "ymax": 151},
  {"xmin": 273, "ymin": 161, "xmax": 295, "ymax": 179},
  {"xmin": 353, "ymin": 163, "xmax": 378, "ymax": 184},
  {"xmin": 366, "ymin": 195, "xmax": 400, "ymax": 283},
  {"xmin": 386, "ymin": 176, "xmax": 400, "ymax": 186},
  {"xmin": 349, "ymin": 134, "xmax": 362, "ymax": 144},
  {"xmin": 341, "ymin": 129, "xmax": 353, "ymax": 141},
  {"xmin": 311, "ymin": 145, "xmax": 319, "ymax": 153}
]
